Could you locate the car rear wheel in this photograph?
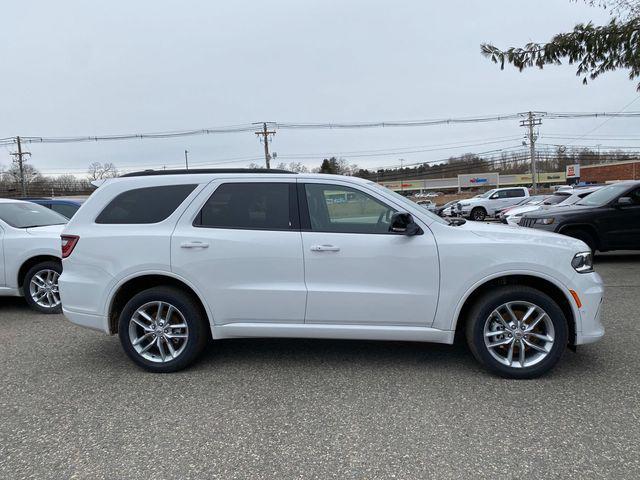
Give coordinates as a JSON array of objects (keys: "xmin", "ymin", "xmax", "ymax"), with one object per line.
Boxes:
[
  {"xmin": 470, "ymin": 207, "xmax": 487, "ymax": 221},
  {"xmin": 118, "ymin": 287, "xmax": 209, "ymax": 373},
  {"xmin": 23, "ymin": 261, "xmax": 62, "ymax": 314},
  {"xmin": 465, "ymin": 286, "xmax": 568, "ymax": 379}
]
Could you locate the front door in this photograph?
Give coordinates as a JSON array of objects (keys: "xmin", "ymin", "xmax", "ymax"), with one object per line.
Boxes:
[
  {"xmin": 599, "ymin": 186, "xmax": 640, "ymax": 249},
  {"xmin": 299, "ymin": 180, "xmax": 439, "ymax": 327},
  {"xmin": 171, "ymin": 179, "xmax": 307, "ymax": 325}
]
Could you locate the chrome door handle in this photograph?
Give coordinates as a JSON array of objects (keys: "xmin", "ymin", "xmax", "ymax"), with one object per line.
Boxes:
[
  {"xmin": 180, "ymin": 241, "xmax": 209, "ymax": 249},
  {"xmin": 310, "ymin": 244, "xmax": 340, "ymax": 252}
]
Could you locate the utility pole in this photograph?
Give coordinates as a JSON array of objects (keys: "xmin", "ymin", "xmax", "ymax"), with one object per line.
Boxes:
[
  {"xmin": 10, "ymin": 136, "xmax": 31, "ymax": 196},
  {"xmin": 255, "ymin": 122, "xmax": 276, "ymax": 168},
  {"xmin": 520, "ymin": 112, "xmax": 542, "ymax": 194},
  {"xmin": 184, "ymin": 150, "xmax": 189, "ymax": 170}
]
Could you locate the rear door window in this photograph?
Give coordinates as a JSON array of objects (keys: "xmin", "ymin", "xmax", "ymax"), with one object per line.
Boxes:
[
  {"xmin": 96, "ymin": 185, "xmax": 197, "ymax": 224},
  {"xmin": 507, "ymin": 189, "xmax": 525, "ymax": 198},
  {"xmin": 194, "ymin": 182, "xmax": 296, "ymax": 230}
]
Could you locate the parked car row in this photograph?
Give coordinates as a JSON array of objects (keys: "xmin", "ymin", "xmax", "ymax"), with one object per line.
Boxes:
[
  {"xmin": 518, "ymin": 181, "xmax": 640, "ymax": 254},
  {"xmin": 499, "ymin": 186, "xmax": 602, "ymax": 226}
]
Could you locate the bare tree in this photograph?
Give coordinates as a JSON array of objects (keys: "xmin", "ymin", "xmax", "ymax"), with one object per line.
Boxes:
[
  {"xmin": 87, "ymin": 162, "xmax": 119, "ymax": 180},
  {"xmin": 275, "ymin": 161, "xmax": 309, "ymax": 173}
]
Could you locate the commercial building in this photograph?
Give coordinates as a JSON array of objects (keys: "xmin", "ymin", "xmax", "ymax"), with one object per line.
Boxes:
[
  {"xmin": 379, "ymin": 172, "xmax": 566, "ymax": 193},
  {"xmin": 579, "ymin": 160, "xmax": 640, "ymax": 184}
]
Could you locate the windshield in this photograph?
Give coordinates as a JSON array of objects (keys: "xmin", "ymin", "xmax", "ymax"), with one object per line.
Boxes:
[
  {"xmin": 370, "ymin": 182, "xmax": 449, "ymax": 225},
  {"xmin": 543, "ymin": 193, "xmax": 570, "ymax": 205},
  {"xmin": 576, "ymin": 184, "xmax": 630, "ymax": 207},
  {"xmin": 0, "ymin": 202, "xmax": 68, "ymax": 228},
  {"xmin": 479, "ymin": 189, "xmax": 497, "ymax": 199}
]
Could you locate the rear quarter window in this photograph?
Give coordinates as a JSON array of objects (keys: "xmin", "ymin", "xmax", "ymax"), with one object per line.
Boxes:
[{"xmin": 95, "ymin": 184, "xmax": 197, "ymax": 224}]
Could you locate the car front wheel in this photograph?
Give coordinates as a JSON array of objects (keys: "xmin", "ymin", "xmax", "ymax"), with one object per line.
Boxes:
[
  {"xmin": 470, "ymin": 207, "xmax": 487, "ymax": 221},
  {"xmin": 465, "ymin": 286, "xmax": 568, "ymax": 379},
  {"xmin": 23, "ymin": 261, "xmax": 62, "ymax": 314},
  {"xmin": 118, "ymin": 287, "xmax": 209, "ymax": 373}
]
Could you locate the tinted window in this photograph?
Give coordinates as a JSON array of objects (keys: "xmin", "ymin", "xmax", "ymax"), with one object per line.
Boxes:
[
  {"xmin": 304, "ymin": 184, "xmax": 396, "ymax": 234},
  {"xmin": 492, "ymin": 190, "xmax": 509, "ymax": 199},
  {"xmin": 544, "ymin": 193, "xmax": 570, "ymax": 205},
  {"xmin": 627, "ymin": 187, "xmax": 640, "ymax": 205},
  {"xmin": 507, "ymin": 189, "xmax": 525, "ymax": 198},
  {"xmin": 96, "ymin": 185, "xmax": 196, "ymax": 224},
  {"xmin": 51, "ymin": 203, "xmax": 79, "ymax": 219},
  {"xmin": 0, "ymin": 202, "xmax": 67, "ymax": 228},
  {"xmin": 195, "ymin": 183, "xmax": 293, "ymax": 230}
]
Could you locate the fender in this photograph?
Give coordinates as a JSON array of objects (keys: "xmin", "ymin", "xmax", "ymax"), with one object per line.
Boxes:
[
  {"xmin": 104, "ymin": 269, "xmax": 216, "ymax": 327},
  {"xmin": 448, "ymin": 269, "xmax": 580, "ymax": 333}
]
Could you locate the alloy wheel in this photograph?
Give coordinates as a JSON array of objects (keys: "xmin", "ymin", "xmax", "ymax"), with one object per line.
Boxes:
[
  {"xmin": 483, "ymin": 301, "xmax": 555, "ymax": 369},
  {"xmin": 128, "ymin": 301, "xmax": 189, "ymax": 363},
  {"xmin": 29, "ymin": 269, "xmax": 61, "ymax": 309}
]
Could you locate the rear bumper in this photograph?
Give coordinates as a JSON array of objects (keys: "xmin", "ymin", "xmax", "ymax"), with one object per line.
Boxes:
[{"xmin": 62, "ymin": 307, "xmax": 110, "ymax": 334}]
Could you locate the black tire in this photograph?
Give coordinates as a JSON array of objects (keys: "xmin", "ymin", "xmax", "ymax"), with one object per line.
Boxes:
[
  {"xmin": 470, "ymin": 207, "xmax": 487, "ymax": 221},
  {"xmin": 118, "ymin": 287, "xmax": 209, "ymax": 373},
  {"xmin": 465, "ymin": 286, "xmax": 568, "ymax": 379},
  {"xmin": 23, "ymin": 261, "xmax": 62, "ymax": 314},
  {"xmin": 562, "ymin": 228, "xmax": 598, "ymax": 255}
]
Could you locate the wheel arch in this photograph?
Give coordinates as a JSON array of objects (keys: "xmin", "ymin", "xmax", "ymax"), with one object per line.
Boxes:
[
  {"xmin": 557, "ymin": 223, "xmax": 601, "ymax": 250},
  {"xmin": 107, "ymin": 273, "xmax": 211, "ymax": 335},
  {"xmin": 18, "ymin": 255, "xmax": 61, "ymax": 290},
  {"xmin": 453, "ymin": 274, "xmax": 577, "ymax": 345}
]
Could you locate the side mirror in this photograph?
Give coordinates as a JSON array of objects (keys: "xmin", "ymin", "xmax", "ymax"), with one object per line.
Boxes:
[
  {"xmin": 490, "ymin": 194, "xmax": 499, "ymax": 199},
  {"xmin": 616, "ymin": 197, "xmax": 633, "ymax": 207},
  {"xmin": 389, "ymin": 213, "xmax": 422, "ymax": 236}
]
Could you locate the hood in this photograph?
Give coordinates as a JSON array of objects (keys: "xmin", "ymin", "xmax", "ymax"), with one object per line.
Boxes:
[
  {"xmin": 460, "ymin": 221, "xmax": 585, "ymax": 250},
  {"xmin": 526, "ymin": 204, "xmax": 598, "ymax": 218},
  {"xmin": 25, "ymin": 224, "xmax": 66, "ymax": 237}
]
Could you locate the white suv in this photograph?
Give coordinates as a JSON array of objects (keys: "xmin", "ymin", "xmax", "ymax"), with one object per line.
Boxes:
[
  {"xmin": 456, "ymin": 187, "xmax": 530, "ymax": 221},
  {"xmin": 60, "ymin": 170, "xmax": 604, "ymax": 378}
]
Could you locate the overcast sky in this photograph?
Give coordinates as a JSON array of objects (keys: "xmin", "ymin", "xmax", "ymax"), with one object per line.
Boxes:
[{"xmin": 1, "ymin": 0, "xmax": 638, "ymax": 176}]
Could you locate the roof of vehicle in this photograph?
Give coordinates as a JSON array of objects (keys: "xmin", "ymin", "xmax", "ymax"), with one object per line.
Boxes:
[
  {"xmin": 0, "ymin": 198, "xmax": 30, "ymax": 204},
  {"xmin": 120, "ymin": 168, "xmax": 295, "ymax": 177}
]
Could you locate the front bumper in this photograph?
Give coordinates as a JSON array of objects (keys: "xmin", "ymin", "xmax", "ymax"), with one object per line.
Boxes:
[{"xmin": 572, "ymin": 272, "xmax": 605, "ymax": 345}]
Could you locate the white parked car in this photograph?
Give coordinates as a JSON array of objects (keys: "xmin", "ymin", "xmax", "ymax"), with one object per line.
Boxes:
[
  {"xmin": 416, "ymin": 199, "xmax": 436, "ymax": 212},
  {"xmin": 501, "ymin": 196, "xmax": 550, "ymax": 226},
  {"xmin": 456, "ymin": 187, "xmax": 530, "ymax": 221},
  {"xmin": 60, "ymin": 170, "xmax": 604, "ymax": 378},
  {"xmin": 504, "ymin": 187, "xmax": 602, "ymax": 226},
  {"xmin": 0, "ymin": 199, "xmax": 67, "ymax": 313}
]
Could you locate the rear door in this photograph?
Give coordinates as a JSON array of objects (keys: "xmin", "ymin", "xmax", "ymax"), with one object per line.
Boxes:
[
  {"xmin": 171, "ymin": 179, "xmax": 307, "ymax": 325},
  {"xmin": 299, "ymin": 180, "xmax": 439, "ymax": 327}
]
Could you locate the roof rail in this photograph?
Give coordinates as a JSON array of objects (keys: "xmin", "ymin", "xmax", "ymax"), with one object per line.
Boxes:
[{"xmin": 120, "ymin": 168, "xmax": 295, "ymax": 177}]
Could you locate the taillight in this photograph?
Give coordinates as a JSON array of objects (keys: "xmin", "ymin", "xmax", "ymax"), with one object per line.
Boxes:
[{"xmin": 61, "ymin": 235, "xmax": 79, "ymax": 258}]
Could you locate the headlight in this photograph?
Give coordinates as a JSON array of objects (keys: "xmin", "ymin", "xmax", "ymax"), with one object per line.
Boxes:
[
  {"xmin": 459, "ymin": 202, "xmax": 470, "ymax": 207},
  {"xmin": 536, "ymin": 218, "xmax": 555, "ymax": 225},
  {"xmin": 572, "ymin": 252, "xmax": 594, "ymax": 273}
]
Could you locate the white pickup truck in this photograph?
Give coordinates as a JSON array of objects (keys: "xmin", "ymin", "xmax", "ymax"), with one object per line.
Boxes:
[{"xmin": 456, "ymin": 187, "xmax": 530, "ymax": 221}]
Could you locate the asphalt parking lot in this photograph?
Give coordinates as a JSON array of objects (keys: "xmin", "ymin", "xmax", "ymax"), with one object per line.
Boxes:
[{"xmin": 1, "ymin": 253, "xmax": 639, "ymax": 479}]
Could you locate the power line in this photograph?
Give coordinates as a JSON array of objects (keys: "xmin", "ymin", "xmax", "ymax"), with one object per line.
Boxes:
[{"xmin": 3, "ymin": 111, "xmax": 640, "ymax": 147}]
